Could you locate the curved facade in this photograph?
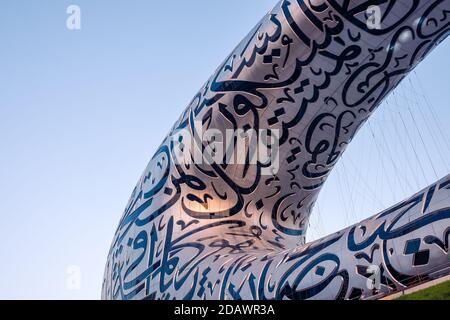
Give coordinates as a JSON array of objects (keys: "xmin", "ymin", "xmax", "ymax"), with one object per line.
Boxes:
[{"xmin": 102, "ymin": 0, "xmax": 450, "ymax": 300}]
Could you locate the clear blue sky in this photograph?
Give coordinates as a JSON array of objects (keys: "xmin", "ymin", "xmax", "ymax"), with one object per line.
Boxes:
[{"xmin": 0, "ymin": 1, "xmax": 449, "ymax": 299}]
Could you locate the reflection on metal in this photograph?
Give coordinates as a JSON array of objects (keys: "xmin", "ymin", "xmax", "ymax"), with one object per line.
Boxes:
[{"xmin": 102, "ymin": 0, "xmax": 450, "ymax": 300}]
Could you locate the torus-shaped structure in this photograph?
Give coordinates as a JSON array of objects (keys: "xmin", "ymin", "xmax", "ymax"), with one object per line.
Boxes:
[{"xmin": 102, "ymin": 0, "xmax": 450, "ymax": 300}]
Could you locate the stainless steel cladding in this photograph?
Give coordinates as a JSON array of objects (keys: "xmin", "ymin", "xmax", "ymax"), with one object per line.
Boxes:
[{"xmin": 102, "ymin": 0, "xmax": 450, "ymax": 300}]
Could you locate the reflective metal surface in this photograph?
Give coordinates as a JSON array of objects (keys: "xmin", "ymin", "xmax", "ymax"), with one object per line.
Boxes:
[{"xmin": 102, "ymin": 0, "xmax": 450, "ymax": 300}]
